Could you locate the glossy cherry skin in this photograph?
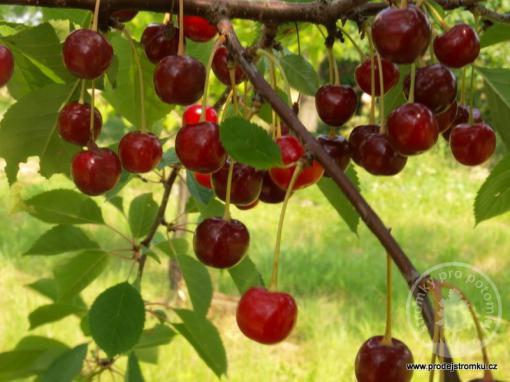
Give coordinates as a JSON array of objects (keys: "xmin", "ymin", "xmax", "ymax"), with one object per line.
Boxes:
[
  {"xmin": 355, "ymin": 336, "xmax": 414, "ymax": 382},
  {"xmin": 182, "ymin": 104, "xmax": 218, "ymax": 126},
  {"xmin": 212, "ymin": 162, "xmax": 263, "ymax": 206},
  {"xmin": 194, "ymin": 172, "xmax": 212, "ymax": 189},
  {"xmin": 236, "ymin": 287, "xmax": 298, "ymax": 345},
  {"xmin": 154, "ymin": 55, "xmax": 206, "ymax": 105},
  {"xmin": 404, "ymin": 64, "xmax": 457, "ymax": 113},
  {"xmin": 317, "ymin": 135, "xmax": 351, "ymax": 176},
  {"xmin": 259, "ymin": 171, "xmax": 287, "ymax": 204},
  {"xmin": 193, "ymin": 217, "xmax": 249, "ymax": 268},
  {"xmin": 58, "ymin": 102, "xmax": 102, "ymax": 146},
  {"xmin": 270, "ymin": 136, "xmax": 324, "ymax": 190},
  {"xmin": 175, "ymin": 122, "xmax": 227, "ymax": 173},
  {"xmin": 450, "ymin": 123, "xmax": 496, "ymax": 166},
  {"xmin": 387, "ymin": 103, "xmax": 439, "ymax": 156},
  {"xmin": 349, "ymin": 125, "xmax": 380, "ymax": 165},
  {"xmin": 355, "ymin": 57, "xmax": 399, "ymax": 96},
  {"xmin": 372, "ymin": 5, "xmax": 431, "ymax": 64},
  {"xmin": 359, "ymin": 134, "xmax": 407, "ymax": 176},
  {"xmin": 71, "ymin": 148, "xmax": 122, "ymax": 196},
  {"xmin": 442, "ymin": 104, "xmax": 482, "ymax": 140},
  {"xmin": 63, "ymin": 29, "xmax": 113, "ymax": 80},
  {"xmin": 435, "ymin": 102, "xmax": 458, "ymax": 133},
  {"xmin": 236, "ymin": 199, "xmax": 259, "ymax": 211},
  {"xmin": 0, "ymin": 45, "xmax": 14, "ymax": 87},
  {"xmin": 212, "ymin": 46, "xmax": 245, "ymax": 86},
  {"xmin": 141, "ymin": 24, "xmax": 180, "ymax": 64},
  {"xmin": 315, "ymin": 85, "xmax": 357, "ymax": 126},
  {"xmin": 183, "ymin": 16, "xmax": 217, "ymax": 42},
  {"xmin": 111, "ymin": 10, "xmax": 138, "ymax": 22},
  {"xmin": 118, "ymin": 132, "xmax": 162, "ymax": 173},
  {"xmin": 434, "ymin": 24, "xmax": 480, "ymax": 68}
]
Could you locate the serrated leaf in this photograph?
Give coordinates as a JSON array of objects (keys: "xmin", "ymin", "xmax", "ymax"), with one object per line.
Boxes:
[
  {"xmin": 481, "ymin": 23, "xmax": 510, "ymax": 48},
  {"xmin": 24, "ymin": 189, "xmax": 104, "ymax": 225},
  {"xmin": 40, "ymin": 344, "xmax": 87, "ymax": 382},
  {"xmin": 173, "ymin": 309, "xmax": 227, "ymax": 377},
  {"xmin": 280, "ymin": 54, "xmax": 319, "ymax": 96},
  {"xmin": 176, "ymin": 255, "xmax": 212, "ymax": 316},
  {"xmin": 228, "ymin": 257, "xmax": 264, "ymax": 294},
  {"xmin": 126, "ymin": 353, "xmax": 145, "ymax": 382},
  {"xmin": 186, "ymin": 170, "xmax": 214, "ymax": 205},
  {"xmin": 29, "ymin": 303, "xmax": 86, "ymax": 330},
  {"xmin": 53, "ymin": 250, "xmax": 109, "ymax": 300},
  {"xmin": 24, "ymin": 225, "xmax": 99, "ymax": 256},
  {"xmin": 220, "ymin": 117, "xmax": 282, "ymax": 169},
  {"xmin": 89, "ymin": 282, "xmax": 146, "ymax": 357},
  {"xmin": 134, "ymin": 324, "xmax": 176, "ymax": 349},
  {"xmin": 155, "ymin": 238, "xmax": 189, "ymax": 258},
  {"xmin": 26, "ymin": 278, "xmax": 87, "ymax": 308},
  {"xmin": 128, "ymin": 193, "xmax": 159, "ymax": 238},
  {"xmin": 317, "ymin": 166, "xmax": 360, "ymax": 234}
]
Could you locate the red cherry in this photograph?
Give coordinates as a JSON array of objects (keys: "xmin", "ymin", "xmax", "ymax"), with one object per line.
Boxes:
[
  {"xmin": 317, "ymin": 135, "xmax": 351, "ymax": 175},
  {"xmin": 348, "ymin": 125, "xmax": 380, "ymax": 165},
  {"xmin": 236, "ymin": 199, "xmax": 259, "ymax": 211},
  {"xmin": 58, "ymin": 102, "xmax": 102, "ymax": 146},
  {"xmin": 236, "ymin": 287, "xmax": 297, "ymax": 345},
  {"xmin": 71, "ymin": 148, "xmax": 121, "ymax": 196},
  {"xmin": 450, "ymin": 123, "xmax": 496, "ymax": 166},
  {"xmin": 435, "ymin": 102, "xmax": 458, "ymax": 133},
  {"xmin": 442, "ymin": 104, "xmax": 482, "ymax": 141},
  {"xmin": 182, "ymin": 104, "xmax": 218, "ymax": 126},
  {"xmin": 269, "ymin": 136, "xmax": 324, "ymax": 190},
  {"xmin": 63, "ymin": 29, "xmax": 113, "ymax": 79},
  {"xmin": 111, "ymin": 10, "xmax": 138, "ymax": 22},
  {"xmin": 118, "ymin": 132, "xmax": 162, "ymax": 173},
  {"xmin": 355, "ymin": 336, "xmax": 414, "ymax": 382},
  {"xmin": 387, "ymin": 103, "xmax": 439, "ymax": 156},
  {"xmin": 372, "ymin": 5, "xmax": 431, "ymax": 64},
  {"xmin": 359, "ymin": 134, "xmax": 407, "ymax": 176},
  {"xmin": 193, "ymin": 217, "xmax": 249, "ymax": 268},
  {"xmin": 259, "ymin": 171, "xmax": 287, "ymax": 204},
  {"xmin": 141, "ymin": 24, "xmax": 180, "ymax": 64},
  {"xmin": 154, "ymin": 55, "xmax": 206, "ymax": 105},
  {"xmin": 211, "ymin": 162, "xmax": 263, "ymax": 206},
  {"xmin": 175, "ymin": 122, "xmax": 227, "ymax": 173},
  {"xmin": 355, "ymin": 57, "xmax": 399, "ymax": 96},
  {"xmin": 212, "ymin": 46, "xmax": 245, "ymax": 86},
  {"xmin": 0, "ymin": 45, "xmax": 14, "ymax": 87},
  {"xmin": 315, "ymin": 85, "xmax": 357, "ymax": 127},
  {"xmin": 434, "ymin": 24, "xmax": 480, "ymax": 68},
  {"xmin": 194, "ymin": 172, "xmax": 212, "ymax": 189},
  {"xmin": 403, "ymin": 64, "xmax": 457, "ymax": 113},
  {"xmin": 183, "ymin": 16, "xmax": 217, "ymax": 42}
]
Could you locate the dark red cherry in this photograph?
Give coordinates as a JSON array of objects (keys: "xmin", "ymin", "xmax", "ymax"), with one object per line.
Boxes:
[
  {"xmin": 450, "ymin": 123, "xmax": 496, "ymax": 166},
  {"xmin": 404, "ymin": 64, "xmax": 457, "ymax": 113},
  {"xmin": 355, "ymin": 57, "xmax": 399, "ymax": 96},
  {"xmin": 236, "ymin": 287, "xmax": 297, "ymax": 345},
  {"xmin": 236, "ymin": 199, "xmax": 259, "ymax": 211},
  {"xmin": 387, "ymin": 103, "xmax": 439, "ymax": 156},
  {"xmin": 434, "ymin": 24, "xmax": 480, "ymax": 68},
  {"xmin": 317, "ymin": 135, "xmax": 351, "ymax": 175},
  {"xmin": 111, "ymin": 10, "xmax": 138, "ymax": 22},
  {"xmin": 118, "ymin": 132, "xmax": 162, "ymax": 173},
  {"xmin": 359, "ymin": 134, "xmax": 407, "ymax": 176},
  {"xmin": 0, "ymin": 45, "xmax": 14, "ymax": 87},
  {"xmin": 259, "ymin": 171, "xmax": 287, "ymax": 204},
  {"xmin": 372, "ymin": 5, "xmax": 431, "ymax": 64},
  {"xmin": 211, "ymin": 162, "xmax": 263, "ymax": 206},
  {"xmin": 435, "ymin": 102, "xmax": 458, "ymax": 133},
  {"xmin": 183, "ymin": 16, "xmax": 217, "ymax": 42},
  {"xmin": 315, "ymin": 85, "xmax": 357, "ymax": 126},
  {"xmin": 193, "ymin": 217, "xmax": 249, "ymax": 268},
  {"xmin": 63, "ymin": 29, "xmax": 113, "ymax": 79},
  {"xmin": 355, "ymin": 336, "xmax": 414, "ymax": 382},
  {"xmin": 175, "ymin": 122, "xmax": 227, "ymax": 173},
  {"xmin": 348, "ymin": 125, "xmax": 380, "ymax": 165},
  {"xmin": 141, "ymin": 24, "xmax": 180, "ymax": 64},
  {"xmin": 194, "ymin": 172, "xmax": 212, "ymax": 189},
  {"xmin": 442, "ymin": 104, "xmax": 482, "ymax": 141},
  {"xmin": 58, "ymin": 102, "xmax": 102, "ymax": 146},
  {"xmin": 269, "ymin": 136, "xmax": 324, "ymax": 190},
  {"xmin": 212, "ymin": 46, "xmax": 245, "ymax": 86},
  {"xmin": 154, "ymin": 55, "xmax": 206, "ymax": 105},
  {"xmin": 182, "ymin": 104, "xmax": 218, "ymax": 126},
  {"xmin": 71, "ymin": 148, "xmax": 121, "ymax": 196}
]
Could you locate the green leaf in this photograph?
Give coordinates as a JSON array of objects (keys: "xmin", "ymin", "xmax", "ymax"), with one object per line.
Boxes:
[
  {"xmin": 41, "ymin": 9, "xmax": 90, "ymax": 26},
  {"xmin": 228, "ymin": 257, "xmax": 264, "ymax": 294},
  {"xmin": 186, "ymin": 170, "xmax": 214, "ymax": 205},
  {"xmin": 383, "ymin": 65, "xmax": 409, "ymax": 117},
  {"xmin": 128, "ymin": 193, "xmax": 159, "ymax": 238},
  {"xmin": 24, "ymin": 189, "xmax": 104, "ymax": 225},
  {"xmin": 280, "ymin": 54, "xmax": 319, "ymax": 96},
  {"xmin": 155, "ymin": 238, "xmax": 189, "ymax": 258},
  {"xmin": 173, "ymin": 309, "xmax": 227, "ymax": 377},
  {"xmin": 176, "ymin": 255, "xmax": 212, "ymax": 316},
  {"xmin": 134, "ymin": 347, "xmax": 158, "ymax": 364},
  {"xmin": 0, "ymin": 82, "xmax": 80, "ymax": 184},
  {"xmin": 220, "ymin": 117, "xmax": 283, "ymax": 169},
  {"xmin": 53, "ymin": 250, "xmax": 109, "ymax": 300},
  {"xmin": 89, "ymin": 282, "xmax": 146, "ymax": 357},
  {"xmin": 29, "ymin": 303, "xmax": 86, "ymax": 330},
  {"xmin": 126, "ymin": 353, "xmax": 145, "ymax": 382},
  {"xmin": 134, "ymin": 324, "xmax": 176, "ymax": 349},
  {"xmin": 481, "ymin": 23, "xmax": 510, "ymax": 48},
  {"xmin": 186, "ymin": 39, "xmax": 214, "ymax": 67},
  {"xmin": 40, "ymin": 344, "xmax": 87, "ymax": 382},
  {"xmin": 26, "ymin": 278, "xmax": 86, "ymax": 308},
  {"xmin": 25, "ymin": 225, "xmax": 99, "ymax": 256},
  {"xmin": 192, "ymin": 198, "xmax": 225, "ymax": 220},
  {"xmin": 317, "ymin": 166, "xmax": 360, "ymax": 234}
]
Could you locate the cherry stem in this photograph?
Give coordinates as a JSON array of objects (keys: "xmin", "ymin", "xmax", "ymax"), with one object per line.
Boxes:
[
  {"xmin": 163, "ymin": 12, "xmax": 171, "ymax": 24},
  {"xmin": 89, "ymin": 79, "xmax": 96, "ymax": 142},
  {"xmin": 468, "ymin": 65, "xmax": 476, "ymax": 124},
  {"xmin": 201, "ymin": 36, "xmax": 225, "ymax": 123},
  {"xmin": 376, "ymin": 54, "xmax": 386, "ymax": 131},
  {"xmin": 269, "ymin": 161, "xmax": 303, "ymax": 291},
  {"xmin": 178, "ymin": 0, "xmax": 184, "ymax": 56},
  {"xmin": 229, "ymin": 69, "xmax": 240, "ymax": 116},
  {"xmin": 91, "ymin": 0, "xmax": 101, "ymax": 32},
  {"xmin": 219, "ymin": 89, "xmax": 234, "ymax": 121},
  {"xmin": 79, "ymin": 79, "xmax": 86, "ymax": 104},
  {"xmin": 425, "ymin": 1, "xmax": 450, "ymax": 31},
  {"xmin": 408, "ymin": 63, "xmax": 417, "ymax": 104},
  {"xmin": 337, "ymin": 25, "xmax": 365, "ymax": 60},
  {"xmin": 328, "ymin": 47, "xmax": 340, "ymax": 86},
  {"xmin": 381, "ymin": 253, "xmax": 393, "ymax": 345},
  {"xmin": 223, "ymin": 160, "xmax": 235, "ymax": 221},
  {"xmin": 368, "ymin": 37, "xmax": 376, "ymax": 125},
  {"xmin": 460, "ymin": 66, "xmax": 467, "ymax": 105},
  {"xmin": 257, "ymin": 49, "xmax": 292, "ymax": 103}
]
